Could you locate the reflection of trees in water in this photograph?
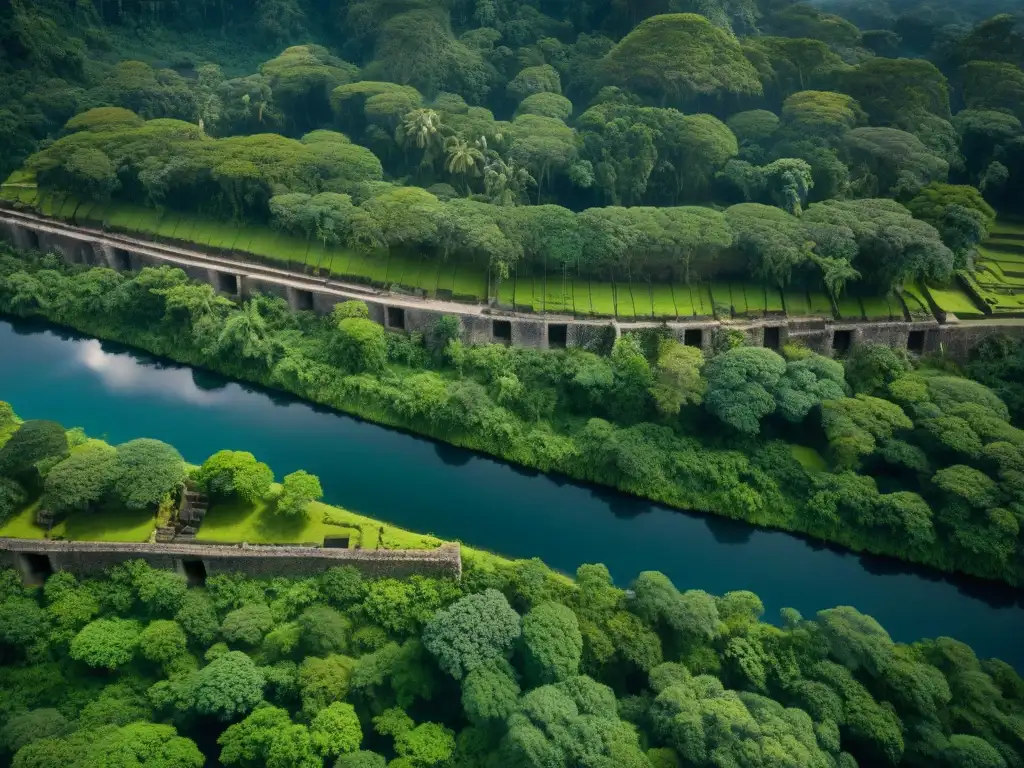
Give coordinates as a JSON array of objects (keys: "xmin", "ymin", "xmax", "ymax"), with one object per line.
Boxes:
[
  {"xmin": 703, "ymin": 515, "xmax": 753, "ymax": 545},
  {"xmin": 191, "ymin": 370, "xmax": 228, "ymax": 392},
  {"xmin": 859, "ymin": 551, "xmax": 1022, "ymax": 610},
  {"xmin": 434, "ymin": 442, "xmax": 472, "ymax": 467},
  {"xmin": 589, "ymin": 485, "xmax": 654, "ymax": 520}
]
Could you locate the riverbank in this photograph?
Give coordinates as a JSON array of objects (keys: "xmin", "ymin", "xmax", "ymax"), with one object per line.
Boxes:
[
  {"xmin": 2, "ymin": 316, "xmax": 1023, "ymax": 668},
  {"xmin": 0, "ymin": 243, "xmax": 1021, "ymax": 588},
  {"xmin": 0, "ymin": 411, "xmax": 514, "ymax": 576}
]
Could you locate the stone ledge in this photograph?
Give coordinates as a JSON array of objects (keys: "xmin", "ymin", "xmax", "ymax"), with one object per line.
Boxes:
[{"xmin": 0, "ymin": 538, "xmax": 462, "ymax": 580}]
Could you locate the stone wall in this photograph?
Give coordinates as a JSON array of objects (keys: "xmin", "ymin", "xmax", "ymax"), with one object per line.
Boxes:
[
  {"xmin": 938, "ymin": 321, "xmax": 1024, "ymax": 360},
  {"xmin": 3, "ymin": 210, "xmax": 1023, "ymax": 363},
  {"xmin": 0, "ymin": 538, "xmax": 462, "ymax": 581}
]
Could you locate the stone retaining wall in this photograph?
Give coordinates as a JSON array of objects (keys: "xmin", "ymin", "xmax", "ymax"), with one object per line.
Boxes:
[
  {"xmin": 2, "ymin": 212, "xmax": 1021, "ymax": 363},
  {"xmin": 0, "ymin": 538, "xmax": 462, "ymax": 582}
]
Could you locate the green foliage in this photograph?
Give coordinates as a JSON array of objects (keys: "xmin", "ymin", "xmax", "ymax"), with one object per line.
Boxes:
[
  {"xmin": 0, "ymin": 420, "xmax": 68, "ymax": 482},
  {"xmin": 336, "ymin": 318, "xmax": 388, "ymax": 374},
  {"xmin": 649, "ymin": 341, "xmax": 705, "ymax": 416},
  {"xmin": 703, "ymin": 347, "xmax": 787, "ymax": 434},
  {"xmin": 218, "ymin": 704, "xmax": 319, "ymax": 768},
  {"xmin": 12, "ymin": 723, "xmax": 203, "ymax": 768},
  {"xmin": 140, "ymin": 619, "xmax": 188, "ymax": 664},
  {"xmin": 175, "ymin": 591, "xmax": 220, "ymax": 646},
  {"xmin": 0, "ymin": 478, "xmax": 27, "ymax": 525},
  {"xmin": 0, "ymin": 709, "xmax": 69, "ymax": 754},
  {"xmin": 276, "ymin": 470, "xmax": 323, "ymax": 517},
  {"xmin": 461, "ymin": 660, "xmax": 520, "ymax": 727},
  {"xmin": 113, "ymin": 438, "xmax": 186, "ymax": 510},
  {"xmin": 190, "ymin": 650, "xmax": 266, "ymax": 720},
  {"xmin": 521, "ymin": 602, "xmax": 583, "ymax": 685},
  {"xmin": 298, "ymin": 604, "xmax": 351, "ymax": 656},
  {"xmin": 310, "ymin": 701, "xmax": 362, "ymax": 758},
  {"xmin": 422, "ymin": 589, "xmax": 521, "ymax": 679},
  {"xmin": 821, "ymin": 395, "xmax": 913, "ymax": 469},
  {"xmin": 42, "ymin": 440, "xmax": 119, "ymax": 515},
  {"xmin": 845, "ymin": 345, "xmax": 911, "ymax": 396},
  {"xmin": 70, "ymin": 618, "xmax": 140, "ymax": 669},
  {"xmin": 774, "ymin": 354, "xmax": 847, "ymax": 423},
  {"xmin": 334, "ymin": 301, "xmax": 370, "ymax": 320},
  {"xmin": 222, "ymin": 603, "xmax": 275, "ymax": 646},
  {"xmin": 600, "ymin": 14, "xmax": 762, "ymax": 108},
  {"xmin": 195, "ymin": 450, "xmax": 274, "ymax": 504}
]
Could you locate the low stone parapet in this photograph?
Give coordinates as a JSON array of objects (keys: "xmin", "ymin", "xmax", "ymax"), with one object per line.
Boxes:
[{"xmin": 0, "ymin": 538, "xmax": 462, "ymax": 582}]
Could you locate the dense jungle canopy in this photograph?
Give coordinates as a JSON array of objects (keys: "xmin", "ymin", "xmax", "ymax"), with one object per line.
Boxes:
[{"xmin": 2, "ymin": 0, "xmax": 1024, "ymax": 290}]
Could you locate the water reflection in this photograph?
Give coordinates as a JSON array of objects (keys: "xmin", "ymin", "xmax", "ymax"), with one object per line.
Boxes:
[
  {"xmin": 703, "ymin": 515, "xmax": 754, "ymax": 545},
  {"xmin": 2, "ymin": 316, "xmax": 1023, "ymax": 669},
  {"xmin": 191, "ymin": 370, "xmax": 228, "ymax": 392},
  {"xmin": 434, "ymin": 442, "xmax": 473, "ymax": 467},
  {"xmin": 589, "ymin": 485, "xmax": 655, "ymax": 520},
  {"xmin": 73, "ymin": 338, "xmax": 228, "ymax": 407}
]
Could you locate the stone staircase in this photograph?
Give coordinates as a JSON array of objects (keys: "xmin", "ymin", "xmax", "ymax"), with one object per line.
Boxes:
[{"xmin": 155, "ymin": 485, "xmax": 209, "ymax": 543}]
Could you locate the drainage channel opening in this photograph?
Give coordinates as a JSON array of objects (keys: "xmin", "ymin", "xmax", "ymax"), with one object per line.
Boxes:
[
  {"xmin": 214, "ymin": 271, "xmax": 237, "ymax": 294},
  {"xmin": 292, "ymin": 289, "xmax": 314, "ymax": 311},
  {"xmin": 181, "ymin": 559, "xmax": 207, "ymax": 587},
  {"xmin": 324, "ymin": 536, "xmax": 351, "ymax": 549},
  {"xmin": 907, "ymin": 330, "xmax": 925, "ymax": 353},
  {"xmin": 763, "ymin": 326, "xmax": 781, "ymax": 350},
  {"xmin": 684, "ymin": 328, "xmax": 703, "ymax": 347},
  {"xmin": 19, "ymin": 553, "xmax": 54, "ymax": 584},
  {"xmin": 113, "ymin": 248, "xmax": 131, "ymax": 271},
  {"xmin": 832, "ymin": 329, "xmax": 852, "ymax": 354},
  {"xmin": 492, "ymin": 319, "xmax": 512, "ymax": 343},
  {"xmin": 547, "ymin": 323, "xmax": 567, "ymax": 348},
  {"xmin": 387, "ymin": 306, "xmax": 406, "ymax": 330}
]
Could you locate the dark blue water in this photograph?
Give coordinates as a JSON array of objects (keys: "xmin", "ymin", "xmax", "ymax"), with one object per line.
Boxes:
[{"xmin": 2, "ymin": 318, "xmax": 1022, "ymax": 667}]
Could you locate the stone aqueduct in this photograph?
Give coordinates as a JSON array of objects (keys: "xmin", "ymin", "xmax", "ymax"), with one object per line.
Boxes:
[
  {"xmin": 0, "ymin": 538, "xmax": 463, "ymax": 584},
  {"xmin": 3, "ymin": 207, "xmax": 1024, "ymax": 362}
]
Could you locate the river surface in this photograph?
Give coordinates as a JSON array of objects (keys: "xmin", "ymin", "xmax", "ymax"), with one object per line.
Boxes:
[{"xmin": 1, "ymin": 317, "xmax": 1022, "ymax": 667}]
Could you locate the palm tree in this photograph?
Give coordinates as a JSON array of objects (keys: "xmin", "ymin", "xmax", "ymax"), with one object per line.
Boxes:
[
  {"xmin": 396, "ymin": 109, "xmax": 444, "ymax": 176},
  {"xmin": 216, "ymin": 301, "xmax": 276, "ymax": 370},
  {"xmin": 811, "ymin": 254, "xmax": 862, "ymax": 303},
  {"xmin": 483, "ymin": 154, "xmax": 536, "ymax": 206},
  {"xmin": 444, "ymin": 136, "xmax": 484, "ymax": 193}
]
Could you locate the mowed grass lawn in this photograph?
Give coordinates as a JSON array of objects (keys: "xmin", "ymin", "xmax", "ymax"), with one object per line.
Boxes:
[
  {"xmin": 0, "ymin": 502, "xmax": 156, "ymax": 542},
  {"xmin": 197, "ymin": 488, "xmax": 443, "ymax": 550}
]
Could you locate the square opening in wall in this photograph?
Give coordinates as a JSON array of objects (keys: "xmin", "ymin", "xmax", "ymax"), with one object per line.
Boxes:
[
  {"xmin": 548, "ymin": 323, "xmax": 567, "ymax": 348},
  {"xmin": 324, "ymin": 536, "xmax": 351, "ymax": 549},
  {"xmin": 684, "ymin": 328, "xmax": 703, "ymax": 347},
  {"xmin": 181, "ymin": 559, "xmax": 207, "ymax": 587},
  {"xmin": 387, "ymin": 306, "xmax": 406, "ymax": 330},
  {"xmin": 113, "ymin": 248, "xmax": 131, "ymax": 271},
  {"xmin": 293, "ymin": 289, "xmax": 314, "ymax": 311},
  {"xmin": 19, "ymin": 553, "xmax": 53, "ymax": 584},
  {"xmin": 214, "ymin": 271, "xmax": 236, "ymax": 294},
  {"xmin": 832, "ymin": 329, "xmax": 852, "ymax": 354},
  {"xmin": 764, "ymin": 326, "xmax": 781, "ymax": 350},
  {"xmin": 907, "ymin": 330, "xmax": 925, "ymax": 353},
  {"xmin": 493, "ymin": 319, "xmax": 512, "ymax": 342}
]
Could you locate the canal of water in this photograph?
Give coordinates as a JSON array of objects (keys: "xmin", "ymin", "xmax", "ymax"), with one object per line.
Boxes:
[{"xmin": 1, "ymin": 317, "xmax": 1021, "ymax": 667}]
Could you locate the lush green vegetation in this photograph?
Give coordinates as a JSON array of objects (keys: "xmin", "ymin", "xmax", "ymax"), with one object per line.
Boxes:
[
  {"xmin": 2, "ymin": 243, "xmax": 1023, "ymax": 590},
  {"xmin": 2, "ymin": 535, "xmax": 1023, "ymax": 767},
  {"xmin": 5, "ymin": 0, "xmax": 1024, "ymax": 315},
  {"xmin": 0, "ymin": 404, "xmax": 445, "ymax": 552}
]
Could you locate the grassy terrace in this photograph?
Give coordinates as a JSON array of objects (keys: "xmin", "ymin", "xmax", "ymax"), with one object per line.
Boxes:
[
  {"xmin": 0, "ymin": 483, "xmax": 513, "ymax": 571},
  {"xmin": 0, "ymin": 491, "xmax": 439, "ymax": 549},
  {"xmin": 5, "ymin": 177, "xmax": 1018, "ymax": 323}
]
